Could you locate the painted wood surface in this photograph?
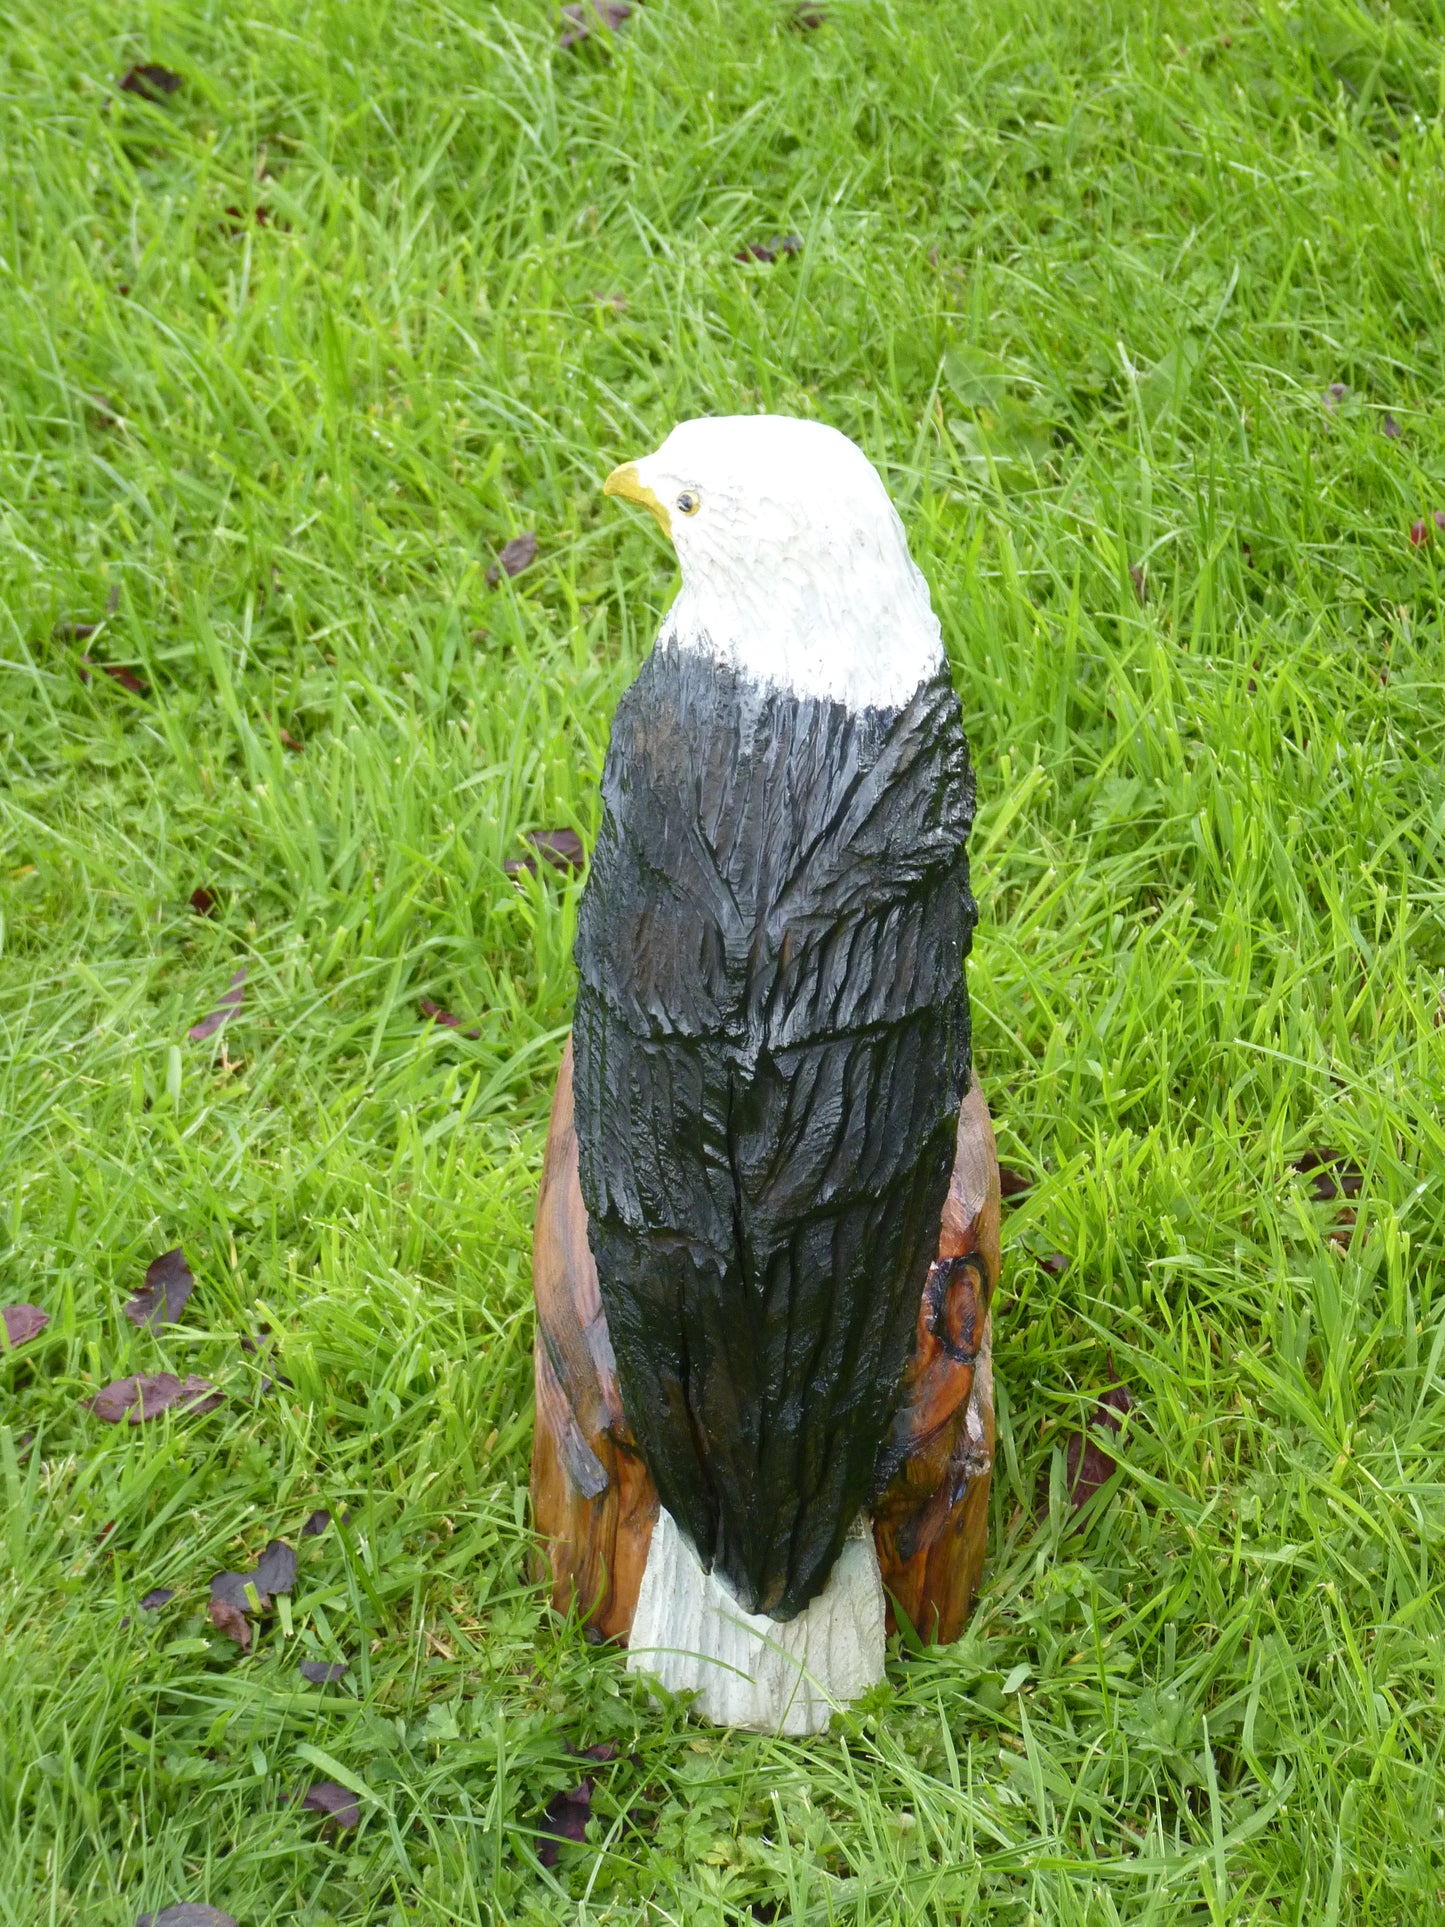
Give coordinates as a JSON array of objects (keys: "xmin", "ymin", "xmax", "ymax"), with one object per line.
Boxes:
[
  {"xmin": 572, "ymin": 646, "xmax": 977, "ymax": 1620},
  {"xmin": 530, "ymin": 1039, "xmax": 999, "ymax": 1649}
]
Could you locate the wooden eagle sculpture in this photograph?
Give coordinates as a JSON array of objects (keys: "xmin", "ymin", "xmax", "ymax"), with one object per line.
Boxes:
[{"xmin": 531, "ymin": 416, "xmax": 1000, "ymax": 1734}]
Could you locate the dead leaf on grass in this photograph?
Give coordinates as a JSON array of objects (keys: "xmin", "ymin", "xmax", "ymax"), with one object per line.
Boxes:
[
  {"xmin": 209, "ymin": 1594, "xmax": 252, "ymax": 1648},
  {"xmin": 487, "ymin": 531, "xmax": 539, "ymax": 585},
  {"xmin": 302, "ymin": 1507, "xmax": 332, "ymax": 1537},
  {"xmin": 189, "ymin": 886, "xmax": 217, "ymax": 917},
  {"xmin": 505, "ymin": 828, "xmax": 585, "ymax": 877},
  {"xmin": 299, "ymin": 1780, "xmax": 360, "ymax": 1829},
  {"xmin": 419, "ymin": 998, "xmax": 480, "ymax": 1038},
  {"xmin": 87, "ymin": 1373, "xmax": 221, "ymax": 1424},
  {"xmin": 539, "ymin": 1777, "xmax": 595, "ymax": 1865},
  {"xmin": 221, "ymin": 203, "xmax": 287, "ymax": 236},
  {"xmin": 1037, "ymin": 1253, "xmax": 1069, "ymax": 1277},
  {"xmin": 299, "ymin": 1659, "xmax": 349, "ymax": 1683},
  {"xmin": 1065, "ymin": 1378, "xmax": 1133, "ymax": 1511},
  {"xmin": 139, "ymin": 1587, "xmax": 176, "ymax": 1610},
  {"xmin": 78, "ymin": 656, "xmax": 150, "ymax": 694},
  {"xmin": 208, "ymin": 1538, "xmax": 295, "ymax": 1647},
  {"xmin": 118, "ymin": 64, "xmax": 183, "ymax": 99},
  {"xmin": 1294, "ymin": 1149, "xmax": 1363, "ymax": 1201},
  {"xmin": 124, "ymin": 1247, "xmax": 195, "ymax": 1328},
  {"xmin": 734, "ymin": 234, "xmax": 803, "ymax": 264},
  {"xmin": 997, "ymin": 1165, "xmax": 1032, "ymax": 1202},
  {"xmin": 559, "ymin": 0, "xmax": 633, "ymax": 46},
  {"xmin": 136, "ymin": 1909, "xmax": 237, "ymax": 1927},
  {"xmin": 2, "ymin": 1304, "xmax": 49, "ymax": 1349},
  {"xmin": 188, "ymin": 967, "xmax": 246, "ymax": 1042},
  {"xmin": 254, "ymin": 1539, "xmax": 297, "ymax": 1595}
]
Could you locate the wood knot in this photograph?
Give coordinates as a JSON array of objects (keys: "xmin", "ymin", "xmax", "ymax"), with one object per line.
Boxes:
[{"xmin": 925, "ymin": 1256, "xmax": 983, "ymax": 1364}]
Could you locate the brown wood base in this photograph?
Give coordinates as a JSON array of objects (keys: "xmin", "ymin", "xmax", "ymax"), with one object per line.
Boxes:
[{"xmin": 529, "ymin": 1038, "xmax": 999, "ymax": 1649}]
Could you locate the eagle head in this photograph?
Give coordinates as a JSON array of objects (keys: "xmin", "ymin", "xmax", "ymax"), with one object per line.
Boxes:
[{"xmin": 604, "ymin": 414, "xmax": 943, "ymax": 711}]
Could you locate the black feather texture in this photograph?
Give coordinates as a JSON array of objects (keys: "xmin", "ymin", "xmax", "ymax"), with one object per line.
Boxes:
[{"xmin": 572, "ymin": 641, "xmax": 976, "ymax": 1619}]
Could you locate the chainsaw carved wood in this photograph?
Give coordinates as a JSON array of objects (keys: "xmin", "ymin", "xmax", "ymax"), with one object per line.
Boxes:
[
  {"xmin": 529, "ymin": 414, "xmax": 996, "ymax": 1731},
  {"xmin": 531, "ymin": 1042, "xmax": 999, "ymax": 1663}
]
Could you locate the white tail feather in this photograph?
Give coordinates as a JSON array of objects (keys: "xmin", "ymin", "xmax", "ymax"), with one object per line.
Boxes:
[{"xmin": 626, "ymin": 1509, "xmax": 886, "ymax": 1736}]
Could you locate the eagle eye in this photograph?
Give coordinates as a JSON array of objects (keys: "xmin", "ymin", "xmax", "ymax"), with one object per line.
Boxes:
[{"xmin": 675, "ymin": 490, "xmax": 700, "ymax": 516}]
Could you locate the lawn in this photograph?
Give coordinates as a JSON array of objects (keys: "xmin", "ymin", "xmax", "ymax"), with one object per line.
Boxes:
[{"xmin": 3, "ymin": 0, "xmax": 1444, "ymax": 1919}]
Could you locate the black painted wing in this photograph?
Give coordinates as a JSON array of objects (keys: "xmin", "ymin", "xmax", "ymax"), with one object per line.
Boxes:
[{"xmin": 572, "ymin": 642, "xmax": 976, "ymax": 1619}]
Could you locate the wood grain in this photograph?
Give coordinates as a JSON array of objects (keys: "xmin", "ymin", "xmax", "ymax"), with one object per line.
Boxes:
[
  {"xmin": 871, "ymin": 1080, "xmax": 1000, "ymax": 1644},
  {"xmin": 530, "ymin": 1043, "xmax": 999, "ymax": 1648},
  {"xmin": 529, "ymin": 1037, "xmax": 658, "ymax": 1641}
]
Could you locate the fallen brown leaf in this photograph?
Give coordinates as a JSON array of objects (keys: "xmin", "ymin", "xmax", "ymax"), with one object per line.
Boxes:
[
  {"xmin": 211, "ymin": 1540, "xmax": 295, "ymax": 1611},
  {"xmin": 77, "ymin": 655, "xmax": 149, "ymax": 694},
  {"xmin": 997, "ymin": 1165, "xmax": 1032, "ymax": 1201},
  {"xmin": 221, "ymin": 203, "xmax": 285, "ymax": 236},
  {"xmin": 253, "ymin": 1539, "xmax": 297, "ymax": 1594},
  {"xmin": 189, "ymin": 886, "xmax": 217, "ymax": 917},
  {"xmin": 299, "ymin": 1780, "xmax": 360, "ymax": 1829},
  {"xmin": 299, "ymin": 1659, "xmax": 349, "ymax": 1684},
  {"xmin": 734, "ymin": 234, "xmax": 803, "ymax": 264},
  {"xmin": 188, "ymin": 966, "xmax": 246, "ymax": 1042},
  {"xmin": 505, "ymin": 828, "xmax": 586, "ymax": 877},
  {"xmin": 419, "ymin": 998, "xmax": 480, "ymax": 1039},
  {"xmin": 559, "ymin": 0, "xmax": 633, "ymax": 46},
  {"xmin": 124, "ymin": 1247, "xmax": 196, "ymax": 1328},
  {"xmin": 1065, "ymin": 1379, "xmax": 1133, "ymax": 1511},
  {"xmin": 87, "ymin": 1373, "xmax": 222, "ymax": 1424},
  {"xmin": 539, "ymin": 1776, "xmax": 595, "ymax": 1865},
  {"xmin": 136, "ymin": 1908, "xmax": 237, "ymax": 1927},
  {"xmin": 209, "ymin": 1594, "xmax": 251, "ymax": 1648},
  {"xmin": 1293, "ymin": 1149, "xmax": 1363, "ymax": 1201},
  {"xmin": 2, "ymin": 1304, "xmax": 49, "ymax": 1349},
  {"xmin": 487, "ymin": 531, "xmax": 539, "ymax": 586},
  {"xmin": 118, "ymin": 64, "xmax": 182, "ymax": 99}
]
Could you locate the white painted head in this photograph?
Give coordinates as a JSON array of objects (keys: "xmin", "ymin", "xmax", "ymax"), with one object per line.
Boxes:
[{"xmin": 604, "ymin": 415, "xmax": 944, "ymax": 711}]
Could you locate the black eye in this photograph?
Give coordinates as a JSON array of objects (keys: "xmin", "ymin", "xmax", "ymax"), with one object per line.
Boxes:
[{"xmin": 676, "ymin": 490, "xmax": 700, "ymax": 516}]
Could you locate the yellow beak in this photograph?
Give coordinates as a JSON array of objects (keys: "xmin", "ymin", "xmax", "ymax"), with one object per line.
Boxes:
[{"xmin": 603, "ymin": 461, "xmax": 672, "ymax": 539}]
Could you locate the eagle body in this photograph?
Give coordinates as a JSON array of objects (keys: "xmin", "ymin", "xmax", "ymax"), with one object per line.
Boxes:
[
  {"xmin": 573, "ymin": 640, "xmax": 976, "ymax": 1618},
  {"xmin": 531, "ymin": 416, "xmax": 993, "ymax": 1729}
]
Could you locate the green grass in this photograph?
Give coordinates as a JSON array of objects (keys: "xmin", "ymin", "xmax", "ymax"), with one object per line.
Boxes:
[{"xmin": 2, "ymin": 0, "xmax": 1445, "ymax": 1919}]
